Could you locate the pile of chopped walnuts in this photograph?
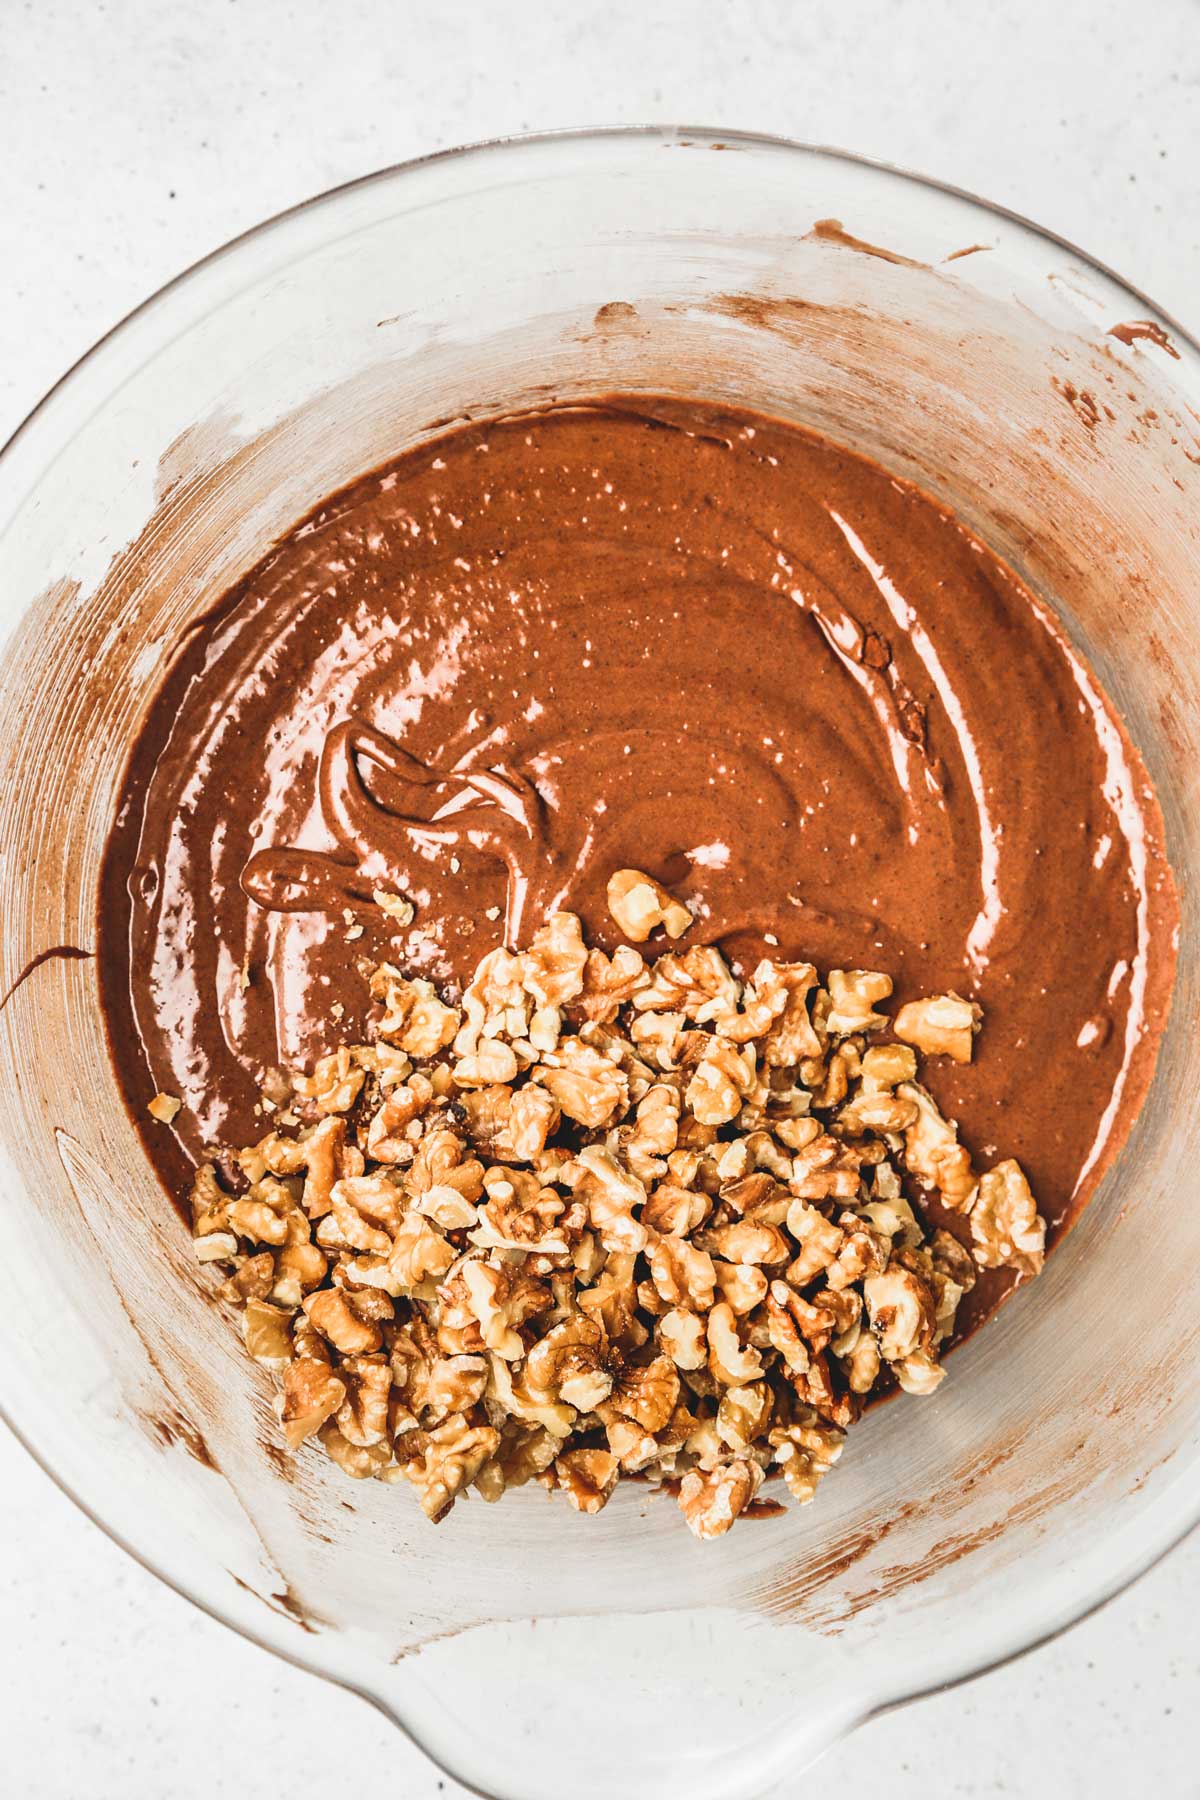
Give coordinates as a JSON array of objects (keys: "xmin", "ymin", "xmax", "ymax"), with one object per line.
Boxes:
[{"xmin": 186, "ymin": 870, "xmax": 1046, "ymax": 1540}]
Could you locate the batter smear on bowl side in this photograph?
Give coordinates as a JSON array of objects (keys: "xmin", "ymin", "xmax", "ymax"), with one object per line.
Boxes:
[{"xmin": 98, "ymin": 398, "xmax": 1177, "ymax": 1535}]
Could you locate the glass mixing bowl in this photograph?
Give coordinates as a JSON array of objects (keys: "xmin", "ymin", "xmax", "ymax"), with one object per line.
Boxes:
[{"xmin": 0, "ymin": 129, "xmax": 1196, "ymax": 1799}]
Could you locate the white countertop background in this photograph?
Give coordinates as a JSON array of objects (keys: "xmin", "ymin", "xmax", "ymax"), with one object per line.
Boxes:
[{"xmin": 2, "ymin": 1, "xmax": 1198, "ymax": 1793}]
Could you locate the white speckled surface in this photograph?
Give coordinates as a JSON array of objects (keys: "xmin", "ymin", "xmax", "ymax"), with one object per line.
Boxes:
[{"xmin": 2, "ymin": 1, "xmax": 1198, "ymax": 1793}]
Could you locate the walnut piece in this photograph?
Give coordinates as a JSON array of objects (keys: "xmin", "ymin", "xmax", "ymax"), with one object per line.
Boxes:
[
  {"xmin": 970, "ymin": 1159, "xmax": 1046, "ymax": 1275},
  {"xmin": 679, "ymin": 1458, "xmax": 763, "ymax": 1539},
  {"xmin": 899, "ymin": 1082, "xmax": 976, "ymax": 1208},
  {"xmin": 606, "ymin": 1354, "xmax": 679, "ymax": 1433},
  {"xmin": 685, "ymin": 1035, "xmax": 757, "ymax": 1127},
  {"xmin": 556, "ymin": 1448, "xmax": 620, "ymax": 1513},
  {"xmin": 649, "ymin": 1235, "xmax": 716, "ymax": 1310},
  {"xmin": 399, "ymin": 1414, "xmax": 500, "ymax": 1521},
  {"xmin": 525, "ymin": 1315, "xmax": 614, "ymax": 1410},
  {"xmin": 769, "ymin": 1414, "xmax": 844, "ymax": 1503},
  {"xmin": 293, "ymin": 1046, "xmax": 365, "ymax": 1114},
  {"xmin": 277, "ymin": 1358, "xmax": 347, "ymax": 1449},
  {"xmin": 522, "ymin": 912, "xmax": 588, "ymax": 1008},
  {"xmin": 535, "ymin": 1041, "xmax": 628, "ymax": 1128},
  {"xmin": 370, "ymin": 966, "xmax": 459, "ymax": 1057},
  {"xmin": 606, "ymin": 868, "xmax": 693, "ymax": 943},
  {"xmin": 825, "ymin": 969, "xmax": 892, "ymax": 1034},
  {"xmin": 894, "ymin": 992, "xmax": 983, "ymax": 1064},
  {"xmin": 243, "ymin": 1300, "xmax": 293, "ymax": 1366}
]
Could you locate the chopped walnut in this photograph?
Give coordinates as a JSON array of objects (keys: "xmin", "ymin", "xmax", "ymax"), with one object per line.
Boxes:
[
  {"xmin": 522, "ymin": 912, "xmax": 589, "ymax": 1008},
  {"xmin": 556, "ymin": 1448, "xmax": 620, "ymax": 1513},
  {"xmin": 410, "ymin": 1124, "xmax": 484, "ymax": 1200},
  {"xmin": 751, "ymin": 960, "xmax": 822, "ymax": 1065},
  {"xmin": 474, "ymin": 1419, "xmax": 559, "ymax": 1501},
  {"xmin": 679, "ymin": 1458, "xmax": 763, "ymax": 1539},
  {"xmin": 487, "ymin": 1352, "xmax": 576, "ymax": 1436},
  {"xmin": 642, "ymin": 1179, "xmax": 711, "ymax": 1238},
  {"xmin": 606, "ymin": 868, "xmax": 692, "ymax": 943},
  {"xmin": 373, "ymin": 886, "xmax": 415, "ymax": 927},
  {"xmin": 577, "ymin": 1251, "xmax": 646, "ymax": 1351},
  {"xmin": 294, "ymin": 1114, "xmax": 356, "ymax": 1216},
  {"xmin": 293, "ymin": 1046, "xmax": 365, "ymax": 1114},
  {"xmin": 970, "ymin": 1159, "xmax": 1046, "ymax": 1275},
  {"xmin": 461, "ymin": 1258, "xmax": 533, "ymax": 1360},
  {"xmin": 370, "ymin": 965, "xmax": 459, "ymax": 1057},
  {"xmin": 319, "ymin": 1421, "xmax": 392, "ymax": 1479},
  {"xmin": 577, "ymin": 944, "xmax": 652, "ymax": 1022},
  {"xmin": 336, "ymin": 1356, "xmax": 392, "ymax": 1446},
  {"xmin": 633, "ymin": 944, "xmax": 740, "ymax": 1024},
  {"xmin": 227, "ymin": 1184, "xmax": 292, "ymax": 1246},
  {"xmin": 454, "ymin": 1038, "xmax": 520, "ymax": 1087},
  {"xmin": 768, "ymin": 1414, "xmax": 844, "ymax": 1502},
  {"xmin": 648, "ymin": 1235, "xmax": 716, "ymax": 1310},
  {"xmin": 606, "ymin": 1417, "xmax": 661, "ymax": 1472},
  {"xmin": 316, "ymin": 1172, "xmax": 403, "ymax": 1254},
  {"xmin": 784, "ymin": 1200, "xmax": 845, "ymax": 1283},
  {"xmin": 304, "ymin": 1288, "xmax": 384, "ymax": 1355},
  {"xmin": 629, "ymin": 1007, "xmax": 685, "ymax": 1069},
  {"xmin": 863, "ymin": 1264, "xmax": 936, "ymax": 1361},
  {"xmin": 713, "ymin": 1259, "xmax": 768, "ymax": 1315},
  {"xmin": 899, "ymin": 1082, "xmax": 976, "ymax": 1208},
  {"xmin": 198, "ymin": 904, "xmax": 1044, "ymax": 1537},
  {"xmin": 535, "ymin": 1040, "xmax": 628, "ymax": 1128},
  {"xmin": 843, "ymin": 1330, "xmax": 881, "ymax": 1393},
  {"xmin": 825, "ymin": 1217, "xmax": 890, "ymax": 1291},
  {"xmin": 416, "ymin": 1184, "xmax": 480, "ymax": 1231},
  {"xmin": 685, "ymin": 1035, "xmax": 757, "ymax": 1127},
  {"xmin": 505, "ymin": 1084, "xmax": 559, "ymax": 1161},
  {"xmin": 242, "ymin": 1300, "xmax": 293, "ymax": 1366},
  {"xmin": 716, "ymin": 1381, "xmax": 773, "ymax": 1452},
  {"xmin": 839, "ymin": 1088, "xmax": 919, "ymax": 1135},
  {"xmin": 622, "ymin": 1082, "xmax": 680, "ymax": 1180},
  {"xmin": 606, "ymin": 1354, "xmax": 679, "ymax": 1433},
  {"xmin": 398, "ymin": 1414, "xmax": 500, "ymax": 1521},
  {"xmin": 700, "ymin": 1220, "xmax": 790, "ymax": 1266},
  {"xmin": 930, "ymin": 1227, "xmax": 978, "ymax": 1294},
  {"xmin": 525, "ymin": 1315, "xmax": 613, "ymax": 1410},
  {"xmin": 860, "ymin": 1042, "xmax": 918, "ymax": 1091},
  {"xmin": 575, "ymin": 1145, "xmax": 649, "ymax": 1253},
  {"xmin": 895, "ymin": 1351, "xmax": 946, "ymax": 1395},
  {"xmin": 707, "ymin": 1302, "xmax": 765, "ymax": 1385},
  {"xmin": 393, "ymin": 1212, "xmax": 459, "ymax": 1289},
  {"xmin": 471, "ymin": 1167, "xmax": 566, "ymax": 1253},
  {"xmin": 789, "ymin": 1132, "xmax": 863, "ymax": 1201},
  {"xmin": 657, "ymin": 1306, "xmax": 707, "ymax": 1370},
  {"xmin": 220, "ymin": 1251, "xmax": 275, "ymax": 1303},
  {"xmin": 894, "ymin": 992, "xmax": 983, "ymax": 1064},
  {"xmin": 277, "ymin": 1358, "xmax": 347, "ymax": 1449},
  {"xmin": 423, "ymin": 1353, "xmax": 489, "ymax": 1421},
  {"xmin": 825, "ymin": 968, "xmax": 892, "ymax": 1035}
]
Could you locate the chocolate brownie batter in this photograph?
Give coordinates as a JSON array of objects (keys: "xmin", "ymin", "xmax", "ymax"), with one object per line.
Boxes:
[{"xmin": 99, "ymin": 398, "xmax": 1177, "ymax": 1336}]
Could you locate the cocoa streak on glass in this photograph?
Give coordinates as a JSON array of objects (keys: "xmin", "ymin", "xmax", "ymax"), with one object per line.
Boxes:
[{"xmin": 0, "ymin": 944, "xmax": 93, "ymax": 1012}]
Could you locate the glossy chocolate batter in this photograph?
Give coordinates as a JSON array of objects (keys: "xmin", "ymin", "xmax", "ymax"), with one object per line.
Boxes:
[{"xmin": 99, "ymin": 397, "xmax": 1177, "ymax": 1336}]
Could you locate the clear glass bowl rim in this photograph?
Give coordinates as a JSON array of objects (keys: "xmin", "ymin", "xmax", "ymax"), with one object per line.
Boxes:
[{"xmin": 1, "ymin": 122, "xmax": 1196, "ymax": 1768}]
